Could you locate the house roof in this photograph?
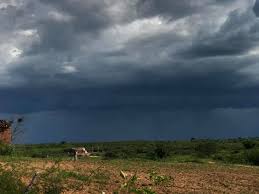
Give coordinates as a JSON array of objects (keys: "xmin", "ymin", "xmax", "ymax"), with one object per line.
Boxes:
[{"xmin": 0, "ymin": 120, "xmax": 11, "ymax": 132}]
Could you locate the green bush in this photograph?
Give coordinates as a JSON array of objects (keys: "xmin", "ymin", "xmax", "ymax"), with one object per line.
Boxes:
[
  {"xmin": 149, "ymin": 171, "xmax": 172, "ymax": 185},
  {"xmin": 104, "ymin": 148, "xmax": 136, "ymax": 159},
  {"xmin": 31, "ymin": 152, "xmax": 49, "ymax": 158},
  {"xmin": 38, "ymin": 164, "xmax": 67, "ymax": 194},
  {"xmin": 0, "ymin": 171, "xmax": 24, "ymax": 194},
  {"xmin": 115, "ymin": 173, "xmax": 156, "ymax": 194},
  {"xmin": 242, "ymin": 140, "xmax": 256, "ymax": 149},
  {"xmin": 195, "ymin": 141, "xmax": 217, "ymax": 157},
  {"xmin": 0, "ymin": 168, "xmax": 36, "ymax": 194},
  {"xmin": 245, "ymin": 149, "xmax": 259, "ymax": 166},
  {"xmin": 104, "ymin": 151, "xmax": 120, "ymax": 159},
  {"xmin": 151, "ymin": 143, "xmax": 171, "ymax": 160},
  {"xmin": 213, "ymin": 152, "xmax": 246, "ymax": 164},
  {"xmin": 0, "ymin": 143, "xmax": 14, "ymax": 155}
]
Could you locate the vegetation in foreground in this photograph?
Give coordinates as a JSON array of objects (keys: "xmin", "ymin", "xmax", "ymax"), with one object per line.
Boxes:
[
  {"xmin": 0, "ymin": 137, "xmax": 259, "ymax": 193},
  {"xmin": 0, "ymin": 157, "xmax": 258, "ymax": 194}
]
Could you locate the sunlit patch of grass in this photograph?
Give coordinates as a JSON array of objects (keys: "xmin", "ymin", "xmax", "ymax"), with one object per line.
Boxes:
[
  {"xmin": 149, "ymin": 171, "xmax": 173, "ymax": 186},
  {"xmin": 166, "ymin": 155, "xmax": 206, "ymax": 163},
  {"xmin": 114, "ymin": 172, "xmax": 156, "ymax": 194}
]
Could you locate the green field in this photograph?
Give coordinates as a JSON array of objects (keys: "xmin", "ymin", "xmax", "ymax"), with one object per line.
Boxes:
[{"xmin": 4, "ymin": 137, "xmax": 259, "ymax": 166}]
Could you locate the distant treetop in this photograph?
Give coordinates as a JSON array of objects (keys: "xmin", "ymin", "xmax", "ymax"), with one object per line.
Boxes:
[{"xmin": 0, "ymin": 120, "xmax": 11, "ymax": 132}]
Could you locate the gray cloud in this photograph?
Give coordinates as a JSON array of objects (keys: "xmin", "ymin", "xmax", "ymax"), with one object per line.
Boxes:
[
  {"xmin": 136, "ymin": 0, "xmax": 202, "ymax": 19},
  {"xmin": 254, "ymin": 0, "xmax": 259, "ymax": 16},
  {"xmin": 2, "ymin": 0, "xmax": 258, "ymax": 102},
  {"xmin": 40, "ymin": 0, "xmax": 112, "ymax": 31},
  {"xmin": 136, "ymin": 0, "xmax": 234, "ymax": 20},
  {"xmin": 0, "ymin": 0, "xmax": 259, "ymax": 142},
  {"xmin": 181, "ymin": 9, "xmax": 259, "ymax": 58}
]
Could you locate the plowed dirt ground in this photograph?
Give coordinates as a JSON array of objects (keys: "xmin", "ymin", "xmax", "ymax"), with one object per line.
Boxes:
[{"xmin": 8, "ymin": 159, "xmax": 259, "ymax": 194}]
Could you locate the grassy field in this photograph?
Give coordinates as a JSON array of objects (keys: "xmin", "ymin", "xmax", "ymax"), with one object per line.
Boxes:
[
  {"xmin": 0, "ymin": 138, "xmax": 259, "ymax": 193},
  {"xmin": 9, "ymin": 137, "xmax": 259, "ymax": 165}
]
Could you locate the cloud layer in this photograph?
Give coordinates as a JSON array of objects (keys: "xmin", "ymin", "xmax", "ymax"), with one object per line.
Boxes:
[{"xmin": 1, "ymin": 0, "xmax": 259, "ymax": 142}]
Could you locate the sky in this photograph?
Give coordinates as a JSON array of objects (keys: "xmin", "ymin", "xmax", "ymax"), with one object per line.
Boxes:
[{"xmin": 1, "ymin": 0, "xmax": 259, "ymax": 143}]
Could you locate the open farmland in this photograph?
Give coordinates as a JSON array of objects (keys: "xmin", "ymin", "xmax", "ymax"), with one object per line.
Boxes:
[
  {"xmin": 0, "ymin": 138, "xmax": 259, "ymax": 193},
  {"xmin": 0, "ymin": 158, "xmax": 259, "ymax": 193}
]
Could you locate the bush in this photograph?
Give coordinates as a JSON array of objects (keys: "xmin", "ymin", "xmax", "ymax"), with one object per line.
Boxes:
[
  {"xmin": 242, "ymin": 140, "xmax": 256, "ymax": 149},
  {"xmin": 213, "ymin": 152, "xmax": 246, "ymax": 164},
  {"xmin": 195, "ymin": 141, "xmax": 217, "ymax": 157},
  {"xmin": 0, "ymin": 167, "xmax": 35, "ymax": 194},
  {"xmin": 149, "ymin": 171, "xmax": 172, "ymax": 185},
  {"xmin": 104, "ymin": 148, "xmax": 136, "ymax": 159},
  {"xmin": 151, "ymin": 143, "xmax": 171, "ymax": 160},
  {"xmin": 60, "ymin": 141, "xmax": 67, "ymax": 145},
  {"xmin": 0, "ymin": 143, "xmax": 14, "ymax": 155},
  {"xmin": 245, "ymin": 149, "xmax": 259, "ymax": 166},
  {"xmin": 38, "ymin": 163, "xmax": 68, "ymax": 194},
  {"xmin": 31, "ymin": 152, "xmax": 49, "ymax": 158},
  {"xmin": 104, "ymin": 151, "xmax": 120, "ymax": 159}
]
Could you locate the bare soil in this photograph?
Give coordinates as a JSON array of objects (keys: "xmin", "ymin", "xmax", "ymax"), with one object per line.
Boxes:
[{"xmin": 4, "ymin": 159, "xmax": 259, "ymax": 194}]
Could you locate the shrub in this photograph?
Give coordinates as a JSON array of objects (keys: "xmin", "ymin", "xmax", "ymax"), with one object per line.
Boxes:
[
  {"xmin": 245, "ymin": 149, "xmax": 259, "ymax": 166},
  {"xmin": 213, "ymin": 152, "xmax": 246, "ymax": 164},
  {"xmin": 190, "ymin": 138, "xmax": 196, "ymax": 142},
  {"xmin": 242, "ymin": 140, "xmax": 256, "ymax": 149},
  {"xmin": 151, "ymin": 143, "xmax": 171, "ymax": 160},
  {"xmin": 149, "ymin": 171, "xmax": 172, "ymax": 185},
  {"xmin": 0, "ymin": 167, "xmax": 36, "ymax": 194},
  {"xmin": 104, "ymin": 151, "xmax": 120, "ymax": 159},
  {"xmin": 104, "ymin": 148, "xmax": 136, "ymax": 159},
  {"xmin": 115, "ymin": 173, "xmax": 156, "ymax": 194},
  {"xmin": 195, "ymin": 141, "xmax": 217, "ymax": 157},
  {"xmin": 38, "ymin": 169, "xmax": 65, "ymax": 194},
  {"xmin": 0, "ymin": 171, "xmax": 24, "ymax": 194},
  {"xmin": 60, "ymin": 141, "xmax": 67, "ymax": 145},
  {"xmin": 0, "ymin": 143, "xmax": 14, "ymax": 155}
]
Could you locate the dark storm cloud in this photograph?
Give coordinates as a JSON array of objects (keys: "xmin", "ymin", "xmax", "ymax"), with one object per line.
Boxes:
[
  {"xmin": 3, "ymin": 0, "xmax": 259, "ymax": 113},
  {"xmin": 2, "ymin": 1, "xmax": 257, "ymax": 96},
  {"xmin": 181, "ymin": 9, "xmax": 259, "ymax": 58},
  {"xmin": 136, "ymin": 0, "xmax": 234, "ymax": 19},
  {"xmin": 40, "ymin": 0, "xmax": 112, "ymax": 32},
  {"xmin": 29, "ymin": 20, "xmax": 75, "ymax": 53},
  {"xmin": 25, "ymin": 0, "xmax": 115, "ymax": 53},
  {"xmin": 136, "ymin": 0, "xmax": 201, "ymax": 19},
  {"xmin": 1, "ymin": 0, "xmax": 259, "ymax": 142},
  {"xmin": 254, "ymin": 0, "xmax": 259, "ymax": 16},
  {"xmin": 2, "ymin": 66, "xmax": 259, "ymax": 114}
]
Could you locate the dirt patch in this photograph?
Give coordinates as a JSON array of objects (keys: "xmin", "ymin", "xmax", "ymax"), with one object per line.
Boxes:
[{"xmin": 2, "ymin": 159, "xmax": 259, "ymax": 194}]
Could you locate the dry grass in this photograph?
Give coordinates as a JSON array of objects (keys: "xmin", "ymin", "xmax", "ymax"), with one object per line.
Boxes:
[{"xmin": 1, "ymin": 158, "xmax": 259, "ymax": 194}]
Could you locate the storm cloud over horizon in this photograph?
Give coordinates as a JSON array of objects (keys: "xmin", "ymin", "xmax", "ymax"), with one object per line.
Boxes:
[{"xmin": 1, "ymin": 0, "xmax": 259, "ymax": 143}]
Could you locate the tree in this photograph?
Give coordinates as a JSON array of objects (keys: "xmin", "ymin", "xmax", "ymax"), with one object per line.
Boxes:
[{"xmin": 9, "ymin": 116, "xmax": 25, "ymax": 143}]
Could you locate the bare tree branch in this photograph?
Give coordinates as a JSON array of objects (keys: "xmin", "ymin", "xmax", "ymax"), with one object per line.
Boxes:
[{"xmin": 9, "ymin": 116, "xmax": 25, "ymax": 143}]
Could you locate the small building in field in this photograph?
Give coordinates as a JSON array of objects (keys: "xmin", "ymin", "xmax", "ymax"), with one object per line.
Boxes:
[{"xmin": 0, "ymin": 120, "xmax": 12, "ymax": 144}]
